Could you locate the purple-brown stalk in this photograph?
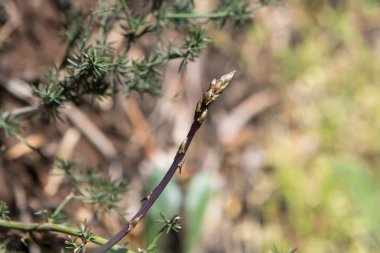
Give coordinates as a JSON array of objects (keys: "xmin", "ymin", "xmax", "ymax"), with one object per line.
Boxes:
[{"xmin": 94, "ymin": 70, "xmax": 236, "ymax": 253}]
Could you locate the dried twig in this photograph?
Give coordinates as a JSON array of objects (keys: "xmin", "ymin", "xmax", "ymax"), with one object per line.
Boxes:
[
  {"xmin": 0, "ymin": 105, "xmax": 40, "ymax": 119},
  {"xmin": 94, "ymin": 70, "xmax": 236, "ymax": 253}
]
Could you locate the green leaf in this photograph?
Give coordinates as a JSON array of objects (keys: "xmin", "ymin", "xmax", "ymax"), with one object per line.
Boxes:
[
  {"xmin": 332, "ymin": 159, "xmax": 380, "ymax": 224},
  {"xmin": 184, "ymin": 171, "xmax": 215, "ymax": 253},
  {"xmin": 144, "ymin": 169, "xmax": 182, "ymax": 248}
]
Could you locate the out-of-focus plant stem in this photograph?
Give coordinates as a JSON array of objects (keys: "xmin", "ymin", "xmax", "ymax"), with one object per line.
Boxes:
[
  {"xmin": 165, "ymin": 3, "xmax": 262, "ymax": 19},
  {"xmin": 50, "ymin": 192, "xmax": 75, "ymax": 219},
  {"xmin": 0, "ymin": 220, "xmax": 134, "ymax": 252}
]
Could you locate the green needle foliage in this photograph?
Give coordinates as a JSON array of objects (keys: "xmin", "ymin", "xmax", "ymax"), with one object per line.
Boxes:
[
  {"xmin": 0, "ymin": 113, "xmax": 20, "ymax": 137},
  {"xmin": 144, "ymin": 215, "xmax": 182, "ymax": 253},
  {"xmin": 29, "ymin": 0, "xmax": 263, "ymax": 118},
  {"xmin": 65, "ymin": 222, "xmax": 95, "ymax": 253},
  {"xmin": 56, "ymin": 159, "xmax": 128, "ymax": 214}
]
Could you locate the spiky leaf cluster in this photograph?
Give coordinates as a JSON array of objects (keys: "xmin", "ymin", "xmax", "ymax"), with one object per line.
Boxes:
[
  {"xmin": 125, "ymin": 54, "xmax": 162, "ymax": 95},
  {"xmin": 80, "ymin": 170, "xmax": 128, "ymax": 212},
  {"xmin": 0, "ymin": 113, "xmax": 20, "ymax": 137},
  {"xmin": 156, "ymin": 214, "xmax": 182, "ymax": 234},
  {"xmin": 166, "ymin": 27, "xmax": 211, "ymax": 71},
  {"xmin": 0, "ymin": 201, "xmax": 10, "ymax": 221},
  {"xmin": 56, "ymin": 159, "xmax": 128, "ymax": 213},
  {"xmin": 65, "ymin": 222, "xmax": 95, "ymax": 253}
]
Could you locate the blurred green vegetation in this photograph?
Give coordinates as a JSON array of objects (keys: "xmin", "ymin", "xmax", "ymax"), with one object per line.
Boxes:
[
  {"xmin": 184, "ymin": 171, "xmax": 215, "ymax": 253},
  {"xmin": 140, "ymin": 1, "xmax": 380, "ymax": 252},
  {"xmin": 144, "ymin": 170, "xmax": 215, "ymax": 253},
  {"xmin": 237, "ymin": 0, "xmax": 380, "ymax": 252},
  {"xmin": 144, "ymin": 170, "xmax": 182, "ymax": 247}
]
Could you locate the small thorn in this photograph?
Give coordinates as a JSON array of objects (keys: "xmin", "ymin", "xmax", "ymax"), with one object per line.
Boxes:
[
  {"xmin": 197, "ymin": 109, "xmax": 208, "ymax": 124},
  {"xmin": 178, "ymin": 138, "xmax": 187, "ymax": 154},
  {"xmin": 130, "ymin": 215, "xmax": 143, "ymax": 228},
  {"xmin": 177, "ymin": 155, "xmax": 186, "ymax": 174}
]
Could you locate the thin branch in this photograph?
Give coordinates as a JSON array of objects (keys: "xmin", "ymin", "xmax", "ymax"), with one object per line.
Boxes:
[
  {"xmin": 0, "ymin": 220, "xmax": 134, "ymax": 253},
  {"xmin": 165, "ymin": 11, "xmax": 231, "ymax": 19},
  {"xmin": 94, "ymin": 70, "xmax": 236, "ymax": 253},
  {"xmin": 50, "ymin": 192, "xmax": 75, "ymax": 219},
  {"xmin": 164, "ymin": 3, "xmax": 262, "ymax": 19}
]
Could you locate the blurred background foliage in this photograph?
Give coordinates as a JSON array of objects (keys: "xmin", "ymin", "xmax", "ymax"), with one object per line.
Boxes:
[
  {"xmin": 221, "ymin": 0, "xmax": 380, "ymax": 252},
  {"xmin": 147, "ymin": 1, "xmax": 380, "ymax": 252}
]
